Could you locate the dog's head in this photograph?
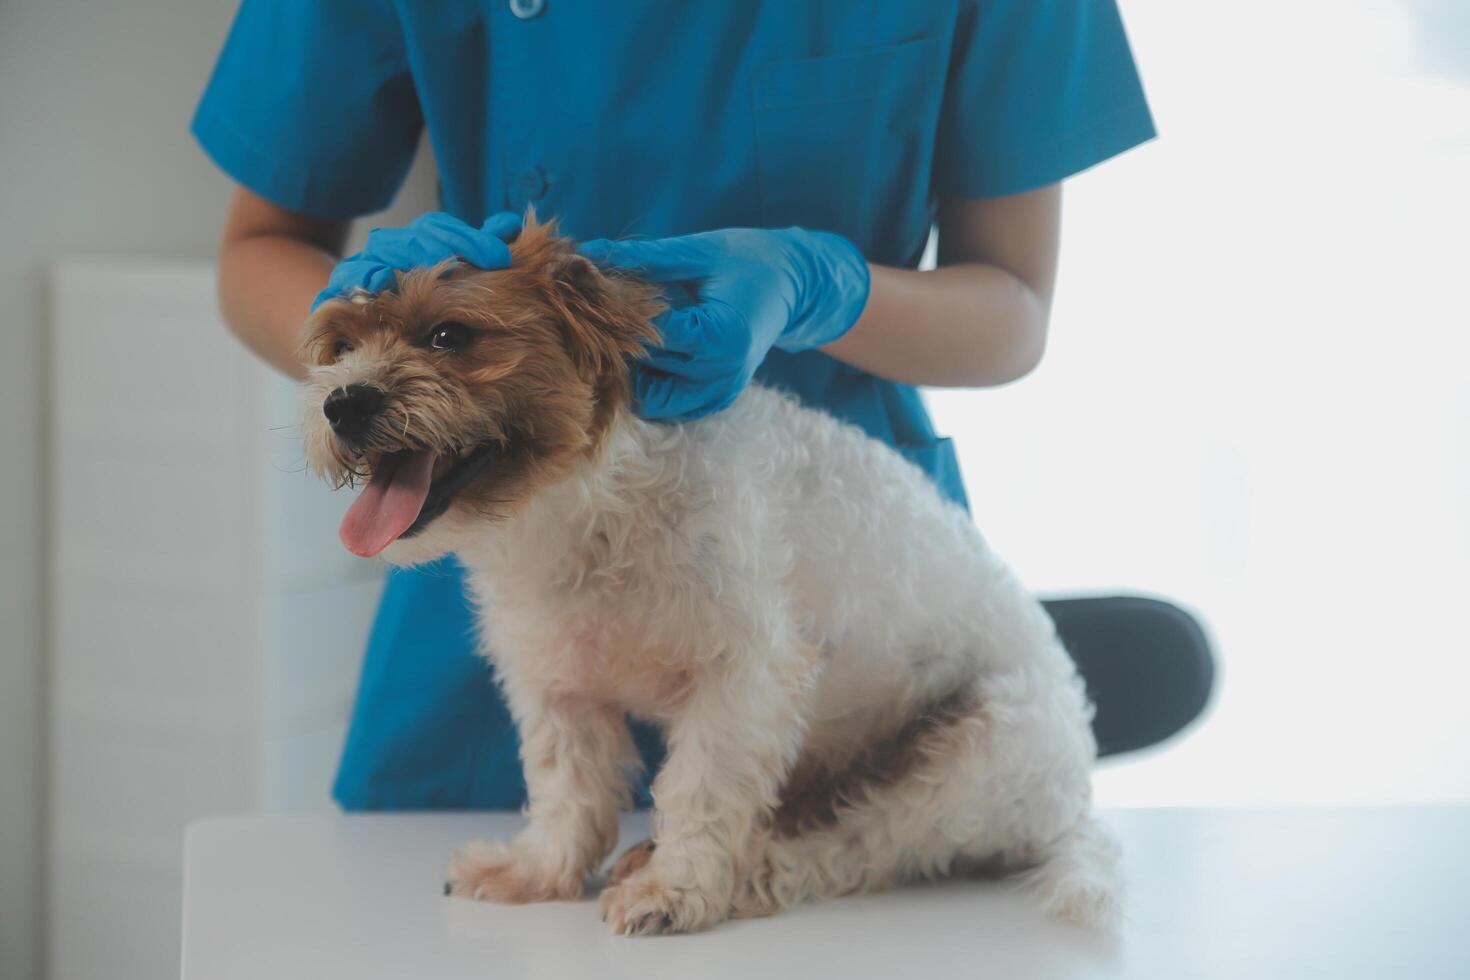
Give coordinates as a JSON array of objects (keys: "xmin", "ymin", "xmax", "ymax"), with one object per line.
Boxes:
[{"xmin": 299, "ymin": 214, "xmax": 662, "ymax": 563}]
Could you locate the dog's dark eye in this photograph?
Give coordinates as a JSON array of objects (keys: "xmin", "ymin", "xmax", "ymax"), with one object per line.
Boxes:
[
  {"xmin": 331, "ymin": 338, "xmax": 354, "ymax": 359},
  {"xmin": 426, "ymin": 322, "xmax": 472, "ymax": 353}
]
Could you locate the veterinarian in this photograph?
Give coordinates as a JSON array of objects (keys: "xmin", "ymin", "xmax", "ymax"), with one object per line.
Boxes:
[{"xmin": 195, "ymin": 1, "xmax": 1156, "ymax": 810}]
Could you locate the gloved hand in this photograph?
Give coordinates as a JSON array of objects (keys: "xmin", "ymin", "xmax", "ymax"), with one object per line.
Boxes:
[
  {"xmin": 579, "ymin": 227, "xmax": 870, "ymax": 420},
  {"xmin": 312, "ymin": 211, "xmax": 522, "ymax": 311}
]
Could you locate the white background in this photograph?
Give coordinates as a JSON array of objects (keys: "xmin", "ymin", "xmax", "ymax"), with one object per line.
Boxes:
[
  {"xmin": 1, "ymin": 2, "xmax": 1466, "ymax": 978},
  {"xmin": 931, "ymin": 0, "xmax": 1470, "ymax": 806}
]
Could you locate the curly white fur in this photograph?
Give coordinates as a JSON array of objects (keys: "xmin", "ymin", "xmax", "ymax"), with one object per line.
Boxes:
[{"xmin": 391, "ymin": 385, "xmax": 1118, "ymax": 935}]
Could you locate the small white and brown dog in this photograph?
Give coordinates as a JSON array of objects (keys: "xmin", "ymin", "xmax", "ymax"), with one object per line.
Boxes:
[{"xmin": 300, "ymin": 216, "xmax": 1119, "ymax": 936}]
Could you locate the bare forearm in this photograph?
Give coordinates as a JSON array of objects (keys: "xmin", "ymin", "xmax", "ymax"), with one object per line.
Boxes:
[
  {"xmin": 822, "ymin": 186, "xmax": 1061, "ymax": 388},
  {"xmin": 822, "ymin": 262, "xmax": 1050, "ymax": 387},
  {"xmin": 215, "ymin": 188, "xmax": 349, "ymax": 380},
  {"xmin": 218, "ymin": 235, "xmax": 335, "ymax": 380}
]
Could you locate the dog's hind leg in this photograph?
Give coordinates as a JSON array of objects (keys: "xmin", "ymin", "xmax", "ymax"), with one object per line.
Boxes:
[
  {"xmin": 733, "ymin": 686, "xmax": 991, "ymax": 915},
  {"xmin": 1006, "ymin": 813, "xmax": 1122, "ymax": 930},
  {"xmin": 734, "ymin": 666, "xmax": 1119, "ymax": 930}
]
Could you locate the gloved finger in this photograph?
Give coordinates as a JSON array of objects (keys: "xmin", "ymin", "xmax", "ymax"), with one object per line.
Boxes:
[
  {"xmin": 480, "ymin": 211, "xmax": 523, "ymax": 244},
  {"xmin": 646, "ymin": 303, "xmax": 746, "ymax": 360},
  {"xmin": 662, "ymin": 278, "xmax": 702, "ymax": 310},
  {"xmin": 363, "ymin": 264, "xmax": 398, "ymax": 295},
  {"xmin": 628, "ymin": 308, "xmax": 728, "ymax": 375},
  {"xmin": 636, "ymin": 342, "xmax": 731, "ymax": 382},
  {"xmin": 358, "ymin": 226, "xmax": 440, "ymax": 270},
  {"xmin": 628, "ymin": 365, "xmax": 687, "ymax": 421},
  {"xmin": 641, "ymin": 306, "xmax": 704, "ymax": 356},
  {"xmin": 407, "ymin": 212, "xmax": 514, "ymax": 270},
  {"xmin": 311, "ymin": 257, "xmax": 398, "ymax": 311},
  {"xmin": 636, "ymin": 312, "xmax": 751, "ymax": 386},
  {"xmin": 631, "ymin": 364, "xmax": 743, "ymax": 422},
  {"xmin": 455, "ymin": 233, "xmax": 513, "ymax": 270},
  {"xmin": 363, "ymin": 213, "xmax": 513, "ymax": 271},
  {"xmin": 578, "ymin": 238, "xmax": 713, "ymax": 283},
  {"xmin": 313, "ymin": 211, "xmax": 518, "ymax": 311}
]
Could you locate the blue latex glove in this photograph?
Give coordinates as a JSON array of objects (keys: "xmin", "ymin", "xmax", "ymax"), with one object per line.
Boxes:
[
  {"xmin": 579, "ymin": 227, "xmax": 870, "ymax": 420},
  {"xmin": 311, "ymin": 211, "xmax": 522, "ymax": 311}
]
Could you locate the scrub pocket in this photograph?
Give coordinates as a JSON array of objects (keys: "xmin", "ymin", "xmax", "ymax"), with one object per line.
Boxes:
[{"xmin": 753, "ymin": 35, "xmax": 943, "ymax": 245}]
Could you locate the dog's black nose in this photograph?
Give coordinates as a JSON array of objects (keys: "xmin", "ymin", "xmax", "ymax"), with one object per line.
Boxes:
[{"xmin": 323, "ymin": 384, "xmax": 385, "ymax": 441}]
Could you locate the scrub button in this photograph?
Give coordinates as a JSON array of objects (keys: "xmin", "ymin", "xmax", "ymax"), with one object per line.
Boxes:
[
  {"xmin": 516, "ymin": 166, "xmax": 550, "ymax": 201},
  {"xmin": 509, "ymin": 0, "xmax": 545, "ymax": 20}
]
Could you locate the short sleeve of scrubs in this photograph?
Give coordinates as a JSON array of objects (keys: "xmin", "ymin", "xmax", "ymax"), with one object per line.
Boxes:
[
  {"xmin": 191, "ymin": 0, "xmax": 423, "ymax": 219},
  {"xmin": 934, "ymin": 0, "xmax": 1156, "ymax": 199}
]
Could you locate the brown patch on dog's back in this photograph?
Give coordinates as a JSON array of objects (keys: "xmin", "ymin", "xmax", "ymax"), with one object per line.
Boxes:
[{"xmin": 773, "ymin": 688, "xmax": 982, "ymax": 839}]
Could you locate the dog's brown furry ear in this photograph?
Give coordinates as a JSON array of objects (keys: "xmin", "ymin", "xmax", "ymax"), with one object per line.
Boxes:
[
  {"xmin": 547, "ymin": 251, "xmax": 663, "ymax": 366},
  {"xmin": 512, "ymin": 210, "xmax": 664, "ymax": 378}
]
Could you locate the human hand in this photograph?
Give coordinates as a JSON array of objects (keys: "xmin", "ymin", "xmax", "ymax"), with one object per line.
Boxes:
[
  {"xmin": 312, "ymin": 211, "xmax": 523, "ymax": 311},
  {"xmin": 579, "ymin": 227, "xmax": 870, "ymax": 420}
]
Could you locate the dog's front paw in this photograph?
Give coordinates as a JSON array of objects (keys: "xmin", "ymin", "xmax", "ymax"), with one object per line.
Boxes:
[
  {"xmin": 598, "ymin": 867, "xmax": 726, "ymax": 936},
  {"xmin": 445, "ymin": 840, "xmax": 583, "ymax": 904},
  {"xmin": 606, "ymin": 838, "xmax": 656, "ymax": 886}
]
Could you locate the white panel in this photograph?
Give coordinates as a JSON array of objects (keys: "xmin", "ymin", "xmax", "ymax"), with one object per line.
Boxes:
[
  {"xmin": 48, "ymin": 257, "xmax": 390, "ymax": 980},
  {"xmin": 50, "ymin": 851, "xmax": 182, "ymax": 980},
  {"xmin": 51, "ymin": 587, "xmax": 256, "ymax": 719},
  {"xmin": 262, "ymin": 721, "xmax": 355, "ymax": 814},
  {"xmin": 54, "ymin": 451, "xmax": 251, "ymax": 596},
  {"xmin": 49, "ymin": 712, "xmax": 253, "ymax": 858},
  {"xmin": 266, "ymin": 579, "xmax": 382, "ymax": 734},
  {"xmin": 48, "ymin": 260, "xmax": 268, "ymax": 980}
]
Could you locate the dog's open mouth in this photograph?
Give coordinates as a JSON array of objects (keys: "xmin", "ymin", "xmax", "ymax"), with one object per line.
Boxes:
[{"xmin": 339, "ymin": 442, "xmax": 503, "ymax": 557}]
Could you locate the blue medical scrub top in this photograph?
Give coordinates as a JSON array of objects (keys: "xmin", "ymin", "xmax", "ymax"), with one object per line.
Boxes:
[{"xmin": 194, "ymin": 0, "xmax": 1155, "ymax": 810}]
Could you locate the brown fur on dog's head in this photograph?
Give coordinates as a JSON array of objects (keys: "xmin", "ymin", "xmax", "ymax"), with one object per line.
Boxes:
[{"xmin": 299, "ymin": 212, "xmax": 662, "ymax": 547}]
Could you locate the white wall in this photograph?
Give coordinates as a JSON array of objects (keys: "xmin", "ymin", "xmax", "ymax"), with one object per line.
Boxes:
[
  {"xmin": 931, "ymin": 0, "xmax": 1470, "ymax": 807},
  {"xmin": 0, "ymin": 5, "xmax": 236, "ymax": 978},
  {"xmin": 0, "ymin": 4, "xmax": 434, "ymax": 978},
  {"xmin": 45, "ymin": 261, "xmax": 390, "ymax": 980}
]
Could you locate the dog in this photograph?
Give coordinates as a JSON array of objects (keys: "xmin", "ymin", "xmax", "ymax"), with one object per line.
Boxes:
[{"xmin": 300, "ymin": 215, "xmax": 1119, "ymax": 936}]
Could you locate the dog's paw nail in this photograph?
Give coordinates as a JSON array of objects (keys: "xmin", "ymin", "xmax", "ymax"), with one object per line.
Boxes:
[{"xmin": 443, "ymin": 881, "xmax": 453, "ymax": 896}]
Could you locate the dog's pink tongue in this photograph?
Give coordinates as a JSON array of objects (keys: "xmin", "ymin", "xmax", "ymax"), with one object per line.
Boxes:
[{"xmin": 339, "ymin": 451, "xmax": 437, "ymax": 557}]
